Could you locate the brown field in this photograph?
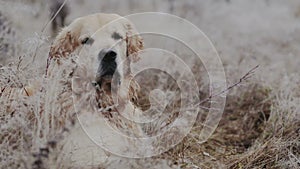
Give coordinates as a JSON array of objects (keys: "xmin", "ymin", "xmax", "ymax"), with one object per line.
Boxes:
[{"xmin": 0, "ymin": 0, "xmax": 299, "ymax": 168}]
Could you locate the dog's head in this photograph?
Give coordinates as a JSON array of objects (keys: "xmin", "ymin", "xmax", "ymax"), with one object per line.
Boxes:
[
  {"xmin": 48, "ymin": 13, "xmax": 143, "ymax": 96},
  {"xmin": 87, "ymin": 19, "xmax": 143, "ymax": 92}
]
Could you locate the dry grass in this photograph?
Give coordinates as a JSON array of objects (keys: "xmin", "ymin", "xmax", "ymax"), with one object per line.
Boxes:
[
  {"xmin": 1, "ymin": 0, "xmax": 300, "ymax": 168},
  {"xmin": 0, "ymin": 32, "xmax": 298, "ymax": 169}
]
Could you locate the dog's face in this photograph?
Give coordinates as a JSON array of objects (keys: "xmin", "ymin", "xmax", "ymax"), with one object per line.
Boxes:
[
  {"xmin": 49, "ymin": 14, "xmax": 143, "ymax": 95},
  {"xmin": 79, "ymin": 19, "xmax": 142, "ymax": 93},
  {"xmin": 81, "ymin": 26, "xmax": 127, "ymax": 91}
]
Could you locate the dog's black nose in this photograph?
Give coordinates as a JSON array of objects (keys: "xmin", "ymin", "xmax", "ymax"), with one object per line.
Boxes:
[{"xmin": 101, "ymin": 49, "xmax": 117, "ymax": 62}]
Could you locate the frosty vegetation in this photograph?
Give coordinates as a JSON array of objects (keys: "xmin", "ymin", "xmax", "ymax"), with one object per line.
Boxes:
[{"xmin": 0, "ymin": 0, "xmax": 299, "ymax": 168}]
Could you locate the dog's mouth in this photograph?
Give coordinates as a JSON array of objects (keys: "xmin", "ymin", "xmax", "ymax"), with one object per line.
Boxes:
[
  {"xmin": 93, "ymin": 72, "xmax": 120, "ymax": 92},
  {"xmin": 93, "ymin": 59, "xmax": 119, "ymax": 90},
  {"xmin": 96, "ymin": 76, "xmax": 112, "ymax": 93}
]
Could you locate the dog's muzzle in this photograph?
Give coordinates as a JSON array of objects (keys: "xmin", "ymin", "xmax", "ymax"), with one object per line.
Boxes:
[{"xmin": 94, "ymin": 49, "xmax": 120, "ymax": 89}]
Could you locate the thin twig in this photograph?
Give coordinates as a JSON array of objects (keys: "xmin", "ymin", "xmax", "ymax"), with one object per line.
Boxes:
[
  {"xmin": 199, "ymin": 64, "xmax": 260, "ymax": 105},
  {"xmin": 41, "ymin": 0, "xmax": 68, "ymax": 33},
  {"xmin": 30, "ymin": 0, "xmax": 68, "ymax": 63}
]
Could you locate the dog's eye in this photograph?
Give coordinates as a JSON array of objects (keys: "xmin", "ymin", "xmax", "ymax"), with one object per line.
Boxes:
[
  {"xmin": 81, "ymin": 37, "xmax": 94, "ymax": 45},
  {"xmin": 111, "ymin": 32, "xmax": 123, "ymax": 40},
  {"xmin": 131, "ymin": 97, "xmax": 136, "ymax": 102}
]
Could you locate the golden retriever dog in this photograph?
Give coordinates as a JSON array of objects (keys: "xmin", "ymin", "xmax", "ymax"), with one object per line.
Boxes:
[
  {"xmin": 2, "ymin": 14, "xmax": 147, "ymax": 166},
  {"xmin": 45, "ymin": 13, "xmax": 148, "ymax": 164},
  {"xmin": 45, "ymin": 12, "xmax": 145, "ymax": 130}
]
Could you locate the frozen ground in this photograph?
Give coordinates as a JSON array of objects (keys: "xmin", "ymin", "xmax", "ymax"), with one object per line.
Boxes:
[{"xmin": 0, "ymin": 0, "xmax": 299, "ymax": 168}]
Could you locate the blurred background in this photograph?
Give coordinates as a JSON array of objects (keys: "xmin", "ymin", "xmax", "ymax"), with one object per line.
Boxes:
[
  {"xmin": 0, "ymin": 0, "xmax": 299, "ymax": 168},
  {"xmin": 1, "ymin": 0, "xmax": 299, "ymax": 83}
]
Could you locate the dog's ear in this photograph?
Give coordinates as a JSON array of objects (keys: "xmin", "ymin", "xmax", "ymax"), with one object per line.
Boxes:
[
  {"xmin": 47, "ymin": 24, "xmax": 83, "ymax": 74},
  {"xmin": 125, "ymin": 23, "xmax": 144, "ymax": 63},
  {"xmin": 49, "ymin": 28, "xmax": 81, "ymax": 60}
]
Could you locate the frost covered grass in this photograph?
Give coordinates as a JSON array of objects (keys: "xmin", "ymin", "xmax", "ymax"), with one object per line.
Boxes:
[{"xmin": 0, "ymin": 0, "xmax": 299, "ymax": 168}]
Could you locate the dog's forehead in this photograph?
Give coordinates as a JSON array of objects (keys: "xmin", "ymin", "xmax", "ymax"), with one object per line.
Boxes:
[
  {"xmin": 76, "ymin": 15, "xmax": 129, "ymax": 41},
  {"xmin": 78, "ymin": 16, "xmax": 131, "ymax": 54},
  {"xmin": 93, "ymin": 21, "xmax": 127, "ymax": 38},
  {"xmin": 90, "ymin": 31, "xmax": 124, "ymax": 49},
  {"xmin": 88, "ymin": 27, "xmax": 126, "ymax": 51}
]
